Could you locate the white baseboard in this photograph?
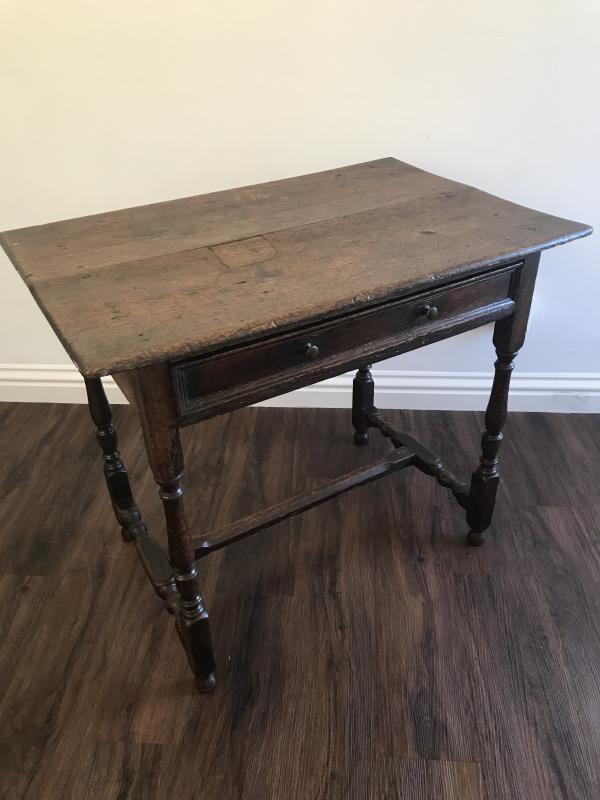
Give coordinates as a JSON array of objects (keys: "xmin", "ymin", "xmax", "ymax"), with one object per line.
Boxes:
[{"xmin": 1, "ymin": 363, "xmax": 599, "ymax": 413}]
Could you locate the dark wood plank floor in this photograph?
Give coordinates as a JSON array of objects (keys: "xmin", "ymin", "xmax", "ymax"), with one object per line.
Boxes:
[{"xmin": 1, "ymin": 403, "xmax": 599, "ymax": 800}]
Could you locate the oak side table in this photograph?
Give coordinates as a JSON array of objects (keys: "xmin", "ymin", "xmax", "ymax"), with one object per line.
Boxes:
[{"xmin": 1, "ymin": 158, "xmax": 591, "ymax": 693}]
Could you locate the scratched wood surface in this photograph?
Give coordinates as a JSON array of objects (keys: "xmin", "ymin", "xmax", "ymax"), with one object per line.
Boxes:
[
  {"xmin": 2, "ymin": 403, "xmax": 600, "ymax": 799},
  {"xmin": 0, "ymin": 159, "xmax": 591, "ymax": 376}
]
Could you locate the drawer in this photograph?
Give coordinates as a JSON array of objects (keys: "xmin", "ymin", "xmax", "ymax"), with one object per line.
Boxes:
[{"xmin": 174, "ymin": 263, "xmax": 520, "ymax": 421}]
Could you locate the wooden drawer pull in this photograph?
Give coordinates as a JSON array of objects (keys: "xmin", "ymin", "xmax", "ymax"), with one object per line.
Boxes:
[
  {"xmin": 421, "ymin": 304, "xmax": 439, "ymax": 321},
  {"xmin": 304, "ymin": 343, "xmax": 320, "ymax": 359}
]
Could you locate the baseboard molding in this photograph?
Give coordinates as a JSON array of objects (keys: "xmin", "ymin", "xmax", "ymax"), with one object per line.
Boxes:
[{"xmin": 1, "ymin": 363, "xmax": 599, "ymax": 412}]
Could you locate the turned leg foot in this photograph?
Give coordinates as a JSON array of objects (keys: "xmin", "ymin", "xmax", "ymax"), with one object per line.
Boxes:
[
  {"xmin": 196, "ymin": 673, "xmax": 218, "ymax": 693},
  {"xmin": 173, "ymin": 560, "xmax": 217, "ymax": 693},
  {"xmin": 352, "ymin": 365, "xmax": 374, "ymax": 445},
  {"xmin": 84, "ymin": 376, "xmax": 146, "ymax": 542},
  {"xmin": 353, "ymin": 430, "xmax": 369, "ymax": 446},
  {"xmin": 466, "ymin": 530, "xmax": 485, "ymax": 547},
  {"xmin": 176, "ymin": 606, "xmax": 217, "ymax": 692}
]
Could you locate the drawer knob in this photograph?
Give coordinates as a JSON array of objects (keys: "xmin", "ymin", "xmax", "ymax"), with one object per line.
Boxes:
[
  {"xmin": 421, "ymin": 304, "xmax": 439, "ymax": 321},
  {"xmin": 304, "ymin": 343, "xmax": 320, "ymax": 359}
]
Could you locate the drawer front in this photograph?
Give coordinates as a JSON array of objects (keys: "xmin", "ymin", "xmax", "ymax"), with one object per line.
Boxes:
[{"xmin": 174, "ymin": 263, "xmax": 520, "ymax": 420}]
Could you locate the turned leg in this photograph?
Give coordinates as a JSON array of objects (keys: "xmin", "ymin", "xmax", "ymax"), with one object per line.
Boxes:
[
  {"xmin": 84, "ymin": 376, "xmax": 146, "ymax": 542},
  {"xmin": 465, "ymin": 252, "xmax": 540, "ymax": 546},
  {"xmin": 352, "ymin": 365, "xmax": 374, "ymax": 445},
  {"xmin": 466, "ymin": 347, "xmax": 516, "ymax": 546},
  {"xmin": 133, "ymin": 365, "xmax": 216, "ymax": 692}
]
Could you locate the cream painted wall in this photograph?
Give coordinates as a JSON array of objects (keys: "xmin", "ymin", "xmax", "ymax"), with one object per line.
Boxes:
[{"xmin": 1, "ymin": 1, "xmax": 598, "ymax": 408}]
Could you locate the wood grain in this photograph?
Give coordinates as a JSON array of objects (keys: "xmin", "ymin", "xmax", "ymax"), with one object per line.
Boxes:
[
  {"xmin": 0, "ymin": 158, "xmax": 591, "ymax": 376},
  {"xmin": 2, "ymin": 403, "xmax": 600, "ymax": 798}
]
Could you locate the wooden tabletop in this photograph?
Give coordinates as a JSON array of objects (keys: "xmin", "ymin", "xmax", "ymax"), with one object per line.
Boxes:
[{"xmin": 1, "ymin": 158, "xmax": 591, "ymax": 377}]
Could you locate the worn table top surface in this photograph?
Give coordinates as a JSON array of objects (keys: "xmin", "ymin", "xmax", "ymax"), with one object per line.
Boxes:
[{"xmin": 1, "ymin": 158, "xmax": 591, "ymax": 377}]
